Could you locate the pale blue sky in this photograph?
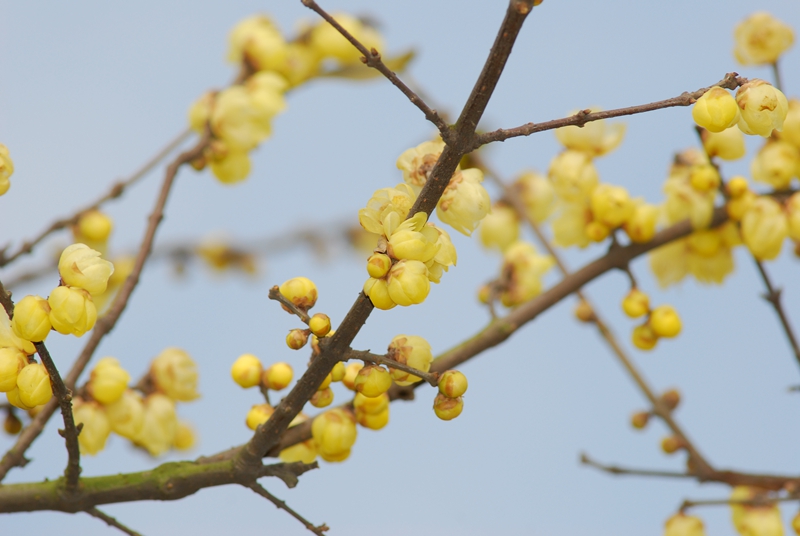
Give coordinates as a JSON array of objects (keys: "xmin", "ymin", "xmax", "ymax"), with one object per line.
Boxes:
[{"xmin": 2, "ymin": 1, "xmax": 800, "ymax": 535}]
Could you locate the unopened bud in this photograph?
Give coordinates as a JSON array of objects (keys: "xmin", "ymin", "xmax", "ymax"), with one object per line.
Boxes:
[
  {"xmin": 574, "ymin": 300, "xmax": 595, "ymax": 323},
  {"xmin": 330, "ymin": 362, "xmax": 346, "ymax": 382},
  {"xmin": 660, "ymin": 389, "xmax": 681, "ymax": 411},
  {"xmin": 3, "ymin": 412, "xmax": 22, "ymax": 434},
  {"xmin": 438, "ymin": 370, "xmax": 468, "ymax": 399},
  {"xmin": 342, "ymin": 362, "xmax": 364, "ymax": 390},
  {"xmin": 286, "ymin": 329, "xmax": 310, "ymax": 350},
  {"xmin": 308, "ymin": 314, "xmax": 331, "ymax": 337},
  {"xmin": 630, "ymin": 411, "xmax": 650, "ymax": 430},
  {"xmin": 660, "ymin": 436, "xmax": 683, "ymax": 455},
  {"xmin": 433, "ymin": 393, "xmax": 464, "ymax": 421},
  {"xmin": 622, "ymin": 289, "xmax": 650, "ymax": 318},
  {"xmin": 310, "ymin": 387, "xmax": 334, "ymax": 408},
  {"xmin": 262, "ymin": 362, "xmax": 293, "ymax": 391},
  {"xmin": 354, "ymin": 365, "xmax": 392, "ymax": 398}
]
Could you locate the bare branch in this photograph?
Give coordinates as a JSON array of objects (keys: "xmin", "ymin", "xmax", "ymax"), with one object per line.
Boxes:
[
  {"xmin": 754, "ymin": 261, "xmax": 800, "ymax": 372},
  {"xmin": 471, "ymin": 72, "xmax": 747, "ymax": 150},
  {"xmin": 347, "ymin": 348, "xmax": 439, "ymax": 387},
  {"xmin": 85, "ymin": 507, "xmax": 143, "ymax": 536},
  {"xmin": 680, "ymin": 495, "xmax": 796, "ymax": 511},
  {"xmin": 247, "ymin": 482, "xmax": 329, "ymax": 536},
  {"xmin": 268, "ymin": 285, "xmax": 311, "ymax": 324},
  {"xmin": 580, "ymin": 453, "xmax": 695, "ymax": 479}
]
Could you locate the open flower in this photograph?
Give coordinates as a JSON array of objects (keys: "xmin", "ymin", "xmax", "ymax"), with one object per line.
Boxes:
[
  {"xmin": 733, "ymin": 12, "xmax": 794, "ymax": 66},
  {"xmin": 58, "ymin": 244, "xmax": 115, "ymax": 296},
  {"xmin": 150, "ymin": 347, "xmax": 200, "ymax": 401},
  {"xmin": 436, "ymin": 168, "xmax": 491, "ymax": 236}
]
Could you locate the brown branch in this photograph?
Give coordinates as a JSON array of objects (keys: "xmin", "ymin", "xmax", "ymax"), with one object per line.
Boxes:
[
  {"xmin": 300, "ymin": 0, "xmax": 450, "ymax": 140},
  {"xmin": 268, "ymin": 285, "xmax": 311, "ymax": 323},
  {"xmin": 0, "ymin": 128, "xmax": 193, "ymax": 268},
  {"xmin": 347, "ymin": 349, "xmax": 440, "ymax": 387},
  {"xmin": 680, "ymin": 495, "xmax": 795, "ymax": 511},
  {"xmin": 471, "ymin": 72, "xmax": 747, "ymax": 150},
  {"xmin": 0, "ymin": 133, "xmax": 211, "ymax": 483},
  {"xmin": 247, "ymin": 482, "xmax": 329, "ymax": 536},
  {"xmin": 754, "ymin": 260, "xmax": 800, "ymax": 371},
  {"xmin": 580, "ymin": 453, "xmax": 695, "ymax": 480},
  {"xmin": 85, "ymin": 507, "xmax": 143, "ymax": 536},
  {"xmin": 34, "ymin": 341, "xmax": 82, "ymax": 491}
]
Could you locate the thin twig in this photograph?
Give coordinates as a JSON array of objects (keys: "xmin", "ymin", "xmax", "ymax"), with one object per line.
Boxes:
[
  {"xmin": 34, "ymin": 341, "xmax": 82, "ymax": 491},
  {"xmin": 471, "ymin": 73, "xmax": 747, "ymax": 150},
  {"xmin": 247, "ymin": 482, "xmax": 329, "ymax": 536},
  {"xmin": 680, "ymin": 495, "xmax": 796, "ymax": 510},
  {"xmin": 0, "ymin": 133, "xmax": 210, "ymax": 483},
  {"xmin": 754, "ymin": 261, "xmax": 800, "ymax": 371},
  {"xmin": 85, "ymin": 507, "xmax": 143, "ymax": 536},
  {"xmin": 580, "ymin": 453, "xmax": 695, "ymax": 479},
  {"xmin": 268, "ymin": 285, "xmax": 311, "ymax": 323},
  {"xmin": 771, "ymin": 60, "xmax": 783, "ymax": 92},
  {"xmin": 347, "ymin": 349, "xmax": 440, "ymax": 387},
  {"xmin": 300, "ymin": 0, "xmax": 450, "ymax": 140},
  {"xmin": 0, "ymin": 128, "xmax": 193, "ymax": 268}
]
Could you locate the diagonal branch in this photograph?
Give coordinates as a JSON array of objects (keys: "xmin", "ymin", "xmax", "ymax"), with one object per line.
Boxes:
[
  {"xmin": 347, "ymin": 348, "xmax": 439, "ymax": 387},
  {"xmin": 754, "ymin": 260, "xmax": 800, "ymax": 371},
  {"xmin": 301, "ymin": 0, "xmax": 450, "ymax": 140},
  {"xmin": 247, "ymin": 482, "xmax": 329, "ymax": 536},
  {"xmin": 85, "ymin": 507, "xmax": 143, "ymax": 536},
  {"xmin": 470, "ymin": 72, "xmax": 747, "ymax": 150},
  {"xmin": 580, "ymin": 453, "xmax": 695, "ymax": 480}
]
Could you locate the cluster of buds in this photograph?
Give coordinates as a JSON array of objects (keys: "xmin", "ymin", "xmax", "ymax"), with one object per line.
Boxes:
[
  {"xmin": 232, "ymin": 354, "xmax": 294, "ymax": 395},
  {"xmin": 620, "ymin": 288, "xmax": 682, "ymax": 351},
  {"xmin": 312, "ymin": 408, "xmax": 357, "ymax": 463},
  {"xmin": 730, "ymin": 486, "xmax": 786, "ymax": 536},
  {"xmin": 630, "ymin": 389, "xmax": 680, "ymax": 432},
  {"xmin": 73, "ymin": 349, "xmax": 199, "ymax": 456},
  {"xmin": 0, "ymin": 144, "xmax": 13, "ymax": 196},
  {"xmin": 692, "ymin": 79, "xmax": 789, "ymax": 138},
  {"xmin": 433, "ymin": 370, "xmax": 468, "ymax": 421}
]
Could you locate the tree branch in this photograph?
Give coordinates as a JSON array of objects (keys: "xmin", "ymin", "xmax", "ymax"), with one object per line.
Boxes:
[
  {"xmin": 268, "ymin": 285, "xmax": 311, "ymax": 323},
  {"xmin": 247, "ymin": 482, "xmax": 329, "ymax": 536},
  {"xmin": 85, "ymin": 507, "xmax": 143, "ymax": 536},
  {"xmin": 347, "ymin": 348, "xmax": 439, "ymax": 387},
  {"xmin": 470, "ymin": 72, "xmax": 747, "ymax": 150},
  {"xmin": 754, "ymin": 260, "xmax": 800, "ymax": 372}
]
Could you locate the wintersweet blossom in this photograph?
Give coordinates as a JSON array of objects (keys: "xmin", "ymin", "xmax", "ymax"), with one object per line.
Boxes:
[
  {"xmin": 733, "ymin": 12, "xmax": 794, "ymax": 66},
  {"xmin": 555, "ymin": 108, "xmax": 626, "ymax": 156},
  {"xmin": 436, "ymin": 168, "xmax": 491, "ymax": 236},
  {"xmin": 150, "ymin": 348, "xmax": 200, "ymax": 401},
  {"xmin": 58, "ymin": 243, "xmax": 115, "ymax": 296},
  {"xmin": 387, "ymin": 335, "xmax": 433, "ymax": 386},
  {"xmin": 736, "ymin": 79, "xmax": 789, "ymax": 137}
]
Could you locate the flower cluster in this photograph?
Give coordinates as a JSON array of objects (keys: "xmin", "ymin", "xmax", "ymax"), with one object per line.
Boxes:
[
  {"xmin": 433, "ymin": 370, "xmax": 468, "ymax": 421},
  {"xmin": 71, "ymin": 350, "xmax": 198, "ymax": 456},
  {"xmin": 619, "ymin": 288, "xmax": 682, "ymax": 351}
]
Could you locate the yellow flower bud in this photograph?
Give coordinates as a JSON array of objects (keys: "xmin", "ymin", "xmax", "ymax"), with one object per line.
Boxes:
[
  {"xmin": 700, "ymin": 126, "xmax": 746, "ymax": 161},
  {"xmin": 363, "ymin": 277, "xmax": 397, "ymax": 310},
  {"xmin": 246, "ymin": 403, "xmax": 274, "ymax": 430},
  {"xmin": 104, "ymin": 389, "xmax": 144, "ymax": 440},
  {"xmin": 0, "ymin": 144, "xmax": 14, "ymax": 196},
  {"xmin": 208, "ymin": 148, "xmax": 251, "ymax": 185},
  {"xmin": 6, "ymin": 387, "xmax": 33, "ymax": 411},
  {"xmin": 309, "ymin": 313, "xmax": 331, "ymax": 337},
  {"xmin": 48, "ymin": 286, "xmax": 97, "ymax": 337},
  {"xmin": 574, "ymin": 300, "xmax": 595, "ymax": 323},
  {"xmin": 263, "ymin": 362, "xmax": 293, "ymax": 391},
  {"xmin": 356, "ymin": 408, "xmax": 389, "ymax": 430},
  {"xmin": 733, "ymin": 12, "xmax": 795, "ymax": 66},
  {"xmin": 309, "ymin": 13, "xmax": 383, "ymax": 65},
  {"xmin": 692, "ymin": 87, "xmax": 740, "ymax": 133},
  {"xmin": 779, "ymin": 98, "xmax": 800, "ymax": 149},
  {"xmin": 727, "ymin": 190, "xmax": 757, "ymax": 222},
  {"xmin": 438, "ymin": 370, "xmax": 468, "ymax": 399},
  {"xmin": 630, "ymin": 411, "xmax": 650, "ymax": 430},
  {"xmin": 311, "ymin": 408, "xmax": 357, "ymax": 462},
  {"xmin": 436, "ymin": 168, "xmax": 491, "ymax": 236},
  {"xmin": 388, "ymin": 335, "xmax": 433, "ymax": 386},
  {"xmin": 548, "ymin": 150, "xmax": 599, "ymax": 202},
  {"xmin": 136, "ymin": 393, "xmax": 178, "ymax": 456},
  {"xmin": 279, "ymin": 277, "xmax": 318, "ymax": 310},
  {"xmin": 331, "ymin": 361, "xmax": 346, "ymax": 383},
  {"xmin": 73, "ymin": 399, "xmax": 111, "ymax": 455},
  {"xmin": 286, "ymin": 329, "xmax": 310, "ymax": 350},
  {"xmin": 649, "ymin": 305, "xmax": 682, "ymax": 338},
  {"xmin": 11, "ymin": 295, "xmax": 52, "ymax": 342},
  {"xmin": 585, "ymin": 220, "xmax": 610, "ymax": 242},
  {"xmin": 623, "ymin": 203, "xmax": 659, "ymax": 244},
  {"xmin": 736, "ymin": 79, "xmax": 790, "ymax": 137},
  {"xmin": 500, "ymin": 241, "xmax": 555, "ymax": 307},
  {"xmin": 342, "ymin": 362, "xmax": 363, "ymax": 390},
  {"xmin": 727, "ymin": 176, "xmax": 750, "ymax": 198},
  {"xmin": 387, "ymin": 212, "xmax": 440, "ymax": 262},
  {"xmin": 173, "ymin": 421, "xmax": 196, "ymax": 451},
  {"xmin": 87, "ymin": 357, "xmax": 130, "ymax": 405},
  {"xmin": 479, "ymin": 204, "xmax": 520, "ymax": 252},
  {"xmin": 58, "ymin": 243, "xmax": 115, "ymax": 296},
  {"xmin": 353, "ymin": 392, "xmax": 389, "ymax": 415},
  {"xmin": 231, "ymin": 353, "xmax": 263, "ymax": 388},
  {"xmin": 661, "ymin": 436, "xmax": 682, "ymax": 454},
  {"xmin": 387, "ymin": 260, "xmax": 430, "ymax": 306},
  {"xmin": 16, "ymin": 363, "xmax": 52, "ymax": 407},
  {"xmin": 786, "ymin": 193, "xmax": 800, "ymax": 242},
  {"xmin": 0, "ymin": 308, "xmax": 34, "ymax": 356},
  {"xmin": 664, "ymin": 512, "xmax": 706, "ymax": 536},
  {"xmin": 516, "ymin": 171, "xmax": 556, "ymax": 223},
  {"xmin": 0, "ymin": 348, "xmax": 27, "ymax": 392},
  {"xmin": 228, "ymin": 15, "xmax": 288, "ymax": 71},
  {"xmin": 188, "ymin": 91, "xmax": 214, "ymax": 133},
  {"xmin": 632, "ymin": 324, "xmax": 658, "ymax": 351},
  {"xmin": 741, "ymin": 196, "xmax": 788, "ymax": 260},
  {"xmin": 75, "ymin": 210, "xmax": 114, "ymax": 243},
  {"xmin": 590, "ymin": 184, "xmax": 635, "ymax": 228},
  {"xmin": 660, "ymin": 389, "xmax": 681, "ymax": 411},
  {"xmin": 4, "ymin": 412, "xmax": 22, "ymax": 434},
  {"xmin": 279, "ymin": 413, "xmax": 318, "ymax": 464},
  {"xmin": 737, "ymin": 506, "xmax": 785, "ymax": 536},
  {"xmin": 310, "ymin": 387, "xmax": 334, "ymax": 408},
  {"xmin": 622, "ymin": 289, "xmax": 650, "ymax": 318},
  {"xmin": 354, "ymin": 365, "xmax": 392, "ymax": 398},
  {"xmin": 433, "ymin": 393, "xmax": 463, "ymax": 421},
  {"xmin": 751, "ymin": 140, "xmax": 800, "ymax": 190},
  {"xmin": 366, "ymin": 254, "xmax": 392, "ymax": 279},
  {"xmin": 150, "ymin": 347, "xmax": 200, "ymax": 401},
  {"xmin": 555, "ymin": 108, "xmax": 626, "ymax": 156},
  {"xmin": 688, "ymin": 164, "xmax": 720, "ymax": 193}
]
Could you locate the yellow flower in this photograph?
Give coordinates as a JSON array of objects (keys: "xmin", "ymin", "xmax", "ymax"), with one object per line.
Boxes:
[
  {"xmin": 363, "ymin": 277, "xmax": 396, "ymax": 310},
  {"xmin": 273, "ymin": 42, "xmax": 321, "ymax": 87},
  {"xmin": 208, "ymin": 146, "xmax": 252, "ymax": 185},
  {"xmin": 73, "ymin": 399, "xmax": 111, "ymax": 455},
  {"xmin": 396, "ymin": 139, "xmax": 446, "ymax": 192},
  {"xmin": 310, "ymin": 388, "xmax": 334, "ymax": 408},
  {"xmin": 366, "ymin": 253, "xmax": 392, "ymax": 279},
  {"xmin": 700, "ymin": 126, "xmax": 746, "ymax": 161},
  {"xmin": 150, "ymin": 347, "xmax": 200, "ymax": 402},
  {"xmin": 173, "ymin": 421, "xmax": 196, "ymax": 451},
  {"xmin": 555, "ymin": 108, "xmax": 626, "ymax": 156},
  {"xmin": 104, "ymin": 389, "xmax": 145, "ymax": 440},
  {"xmin": 356, "ymin": 407, "xmax": 389, "ymax": 430},
  {"xmin": 623, "ymin": 203, "xmax": 659, "ymax": 243},
  {"xmin": 664, "ymin": 513, "xmax": 706, "ymax": 536},
  {"xmin": 279, "ymin": 413, "xmax": 317, "ymax": 463},
  {"xmin": 135, "ymin": 393, "xmax": 178, "ymax": 456},
  {"xmin": 424, "ymin": 223, "xmax": 457, "ymax": 284},
  {"xmin": 479, "ymin": 204, "xmax": 520, "ymax": 252},
  {"xmin": 87, "ymin": 357, "xmax": 130, "ymax": 405},
  {"xmin": 6, "ymin": 387, "xmax": 34, "ymax": 411},
  {"xmin": 436, "ymin": 168, "xmax": 491, "ymax": 236},
  {"xmin": 188, "ymin": 91, "xmax": 215, "ymax": 134},
  {"xmin": 358, "ymin": 183, "xmax": 418, "ymax": 236},
  {"xmin": 285, "ymin": 328, "xmax": 309, "ymax": 351},
  {"xmin": 387, "ymin": 212, "xmax": 440, "ymax": 262},
  {"xmin": 387, "ymin": 260, "xmax": 430, "ymax": 306},
  {"xmin": 211, "ymin": 84, "xmax": 285, "ymax": 151},
  {"xmin": 227, "ymin": 15, "xmax": 288, "ymax": 71},
  {"xmin": 309, "ymin": 13, "xmax": 384, "ymax": 65},
  {"xmin": 786, "ymin": 193, "xmax": 800, "ymax": 241},
  {"xmin": 58, "ymin": 243, "xmax": 115, "ymax": 296},
  {"xmin": 649, "ymin": 305, "xmax": 682, "ymax": 338},
  {"xmin": 590, "ymin": 183, "xmax": 635, "ymax": 228},
  {"xmin": 262, "ymin": 362, "xmax": 293, "ymax": 391},
  {"xmin": 663, "ymin": 158, "xmax": 716, "ymax": 229},
  {"xmin": 246, "ymin": 403, "xmax": 274, "ymax": 430},
  {"xmin": 0, "ymin": 308, "xmax": 35, "ymax": 356},
  {"xmin": 736, "ymin": 79, "xmax": 789, "ymax": 137},
  {"xmin": 751, "ymin": 140, "xmax": 800, "ymax": 190},
  {"xmin": 11, "ymin": 295, "xmax": 52, "ymax": 343},
  {"xmin": 353, "ymin": 392, "xmax": 389, "ymax": 415},
  {"xmin": 692, "ymin": 87, "xmax": 740, "ymax": 133},
  {"xmin": 632, "ymin": 324, "xmax": 658, "ymax": 350},
  {"xmin": 311, "ymin": 408, "xmax": 357, "ymax": 462},
  {"xmin": 688, "ymin": 164, "xmax": 721, "ymax": 193},
  {"xmin": 621, "ymin": 289, "xmax": 650, "ymax": 318},
  {"xmin": 231, "ymin": 353, "xmax": 263, "ymax": 388},
  {"xmin": 499, "ymin": 241, "xmax": 555, "ymax": 307},
  {"xmin": 741, "ymin": 196, "xmax": 788, "ymax": 260},
  {"xmin": 74, "ymin": 209, "xmax": 114, "ymax": 245},
  {"xmin": 548, "ymin": 150, "xmax": 599, "ymax": 202},
  {"xmin": 279, "ymin": 277, "xmax": 318, "ymax": 309},
  {"xmin": 777, "ymin": 98, "xmax": 800, "ymax": 149},
  {"xmin": 552, "ymin": 201, "xmax": 592, "ymax": 248},
  {"xmin": 734, "ymin": 12, "xmax": 794, "ymax": 66},
  {"xmin": 0, "ymin": 348, "xmax": 27, "ymax": 392},
  {"xmin": 515, "ymin": 170, "xmax": 556, "ymax": 223},
  {"xmin": 354, "ymin": 365, "xmax": 392, "ymax": 398},
  {"xmin": 433, "ymin": 393, "xmax": 463, "ymax": 421},
  {"xmin": 309, "ymin": 314, "xmax": 331, "ymax": 337},
  {"xmin": 48, "ymin": 286, "xmax": 97, "ymax": 337},
  {"xmin": 438, "ymin": 370, "xmax": 468, "ymax": 399},
  {"xmin": 0, "ymin": 144, "xmax": 14, "ymax": 196},
  {"xmin": 387, "ymin": 335, "xmax": 433, "ymax": 386},
  {"xmin": 649, "ymin": 223, "xmax": 740, "ymax": 287},
  {"xmin": 16, "ymin": 363, "xmax": 52, "ymax": 407}
]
